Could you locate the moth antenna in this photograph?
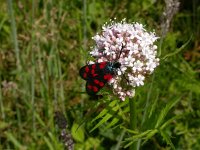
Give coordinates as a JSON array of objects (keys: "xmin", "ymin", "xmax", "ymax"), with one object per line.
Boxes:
[
  {"xmin": 117, "ymin": 43, "xmax": 125, "ymax": 60},
  {"xmin": 116, "ymin": 44, "xmax": 129, "ymax": 83}
]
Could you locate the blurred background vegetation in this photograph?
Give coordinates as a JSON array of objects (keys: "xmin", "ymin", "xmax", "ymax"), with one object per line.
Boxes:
[{"xmin": 0, "ymin": 0, "xmax": 200, "ymax": 149}]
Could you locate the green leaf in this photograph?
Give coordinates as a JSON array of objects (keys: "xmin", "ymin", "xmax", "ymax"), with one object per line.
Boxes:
[
  {"xmin": 71, "ymin": 123, "xmax": 85, "ymax": 143},
  {"xmin": 35, "ymin": 112, "xmax": 46, "ymax": 127},
  {"xmin": 90, "ymin": 100, "xmax": 119, "ymax": 132},
  {"xmin": 90, "ymin": 111, "xmax": 112, "ymax": 132},
  {"xmin": 121, "ymin": 125, "xmax": 139, "ymax": 134},
  {"xmin": 155, "ymin": 97, "xmax": 181, "ymax": 128},
  {"xmin": 105, "ymin": 117, "xmax": 120, "ymax": 129},
  {"xmin": 160, "ymin": 115, "xmax": 182, "ymax": 130},
  {"xmin": 148, "ymin": 92, "xmax": 159, "ymax": 118},
  {"xmin": 47, "ymin": 131, "xmax": 63, "ymax": 149},
  {"xmin": 142, "ymin": 129, "xmax": 158, "ymax": 145},
  {"xmin": 85, "ymin": 137, "xmax": 101, "ymax": 149},
  {"xmin": 91, "ymin": 100, "xmax": 117, "ymax": 123},
  {"xmin": 90, "ymin": 99, "xmax": 127, "ymax": 132},
  {"xmin": 104, "ymin": 100, "xmax": 129, "ymax": 129},
  {"xmin": 6, "ymin": 132, "xmax": 26, "ymax": 149},
  {"xmin": 125, "ymin": 129, "xmax": 157, "ymax": 148},
  {"xmin": 125, "ymin": 129, "xmax": 154, "ymax": 141},
  {"xmin": 160, "ymin": 130, "xmax": 175, "ymax": 150},
  {"xmin": 44, "ymin": 136, "xmax": 54, "ymax": 150}
]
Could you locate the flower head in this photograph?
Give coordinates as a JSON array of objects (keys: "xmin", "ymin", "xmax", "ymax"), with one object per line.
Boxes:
[{"xmin": 89, "ymin": 19, "xmax": 159, "ymax": 100}]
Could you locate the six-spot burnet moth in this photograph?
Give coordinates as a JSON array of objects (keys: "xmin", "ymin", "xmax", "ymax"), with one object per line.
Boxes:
[{"xmin": 79, "ymin": 45, "xmax": 125, "ymax": 99}]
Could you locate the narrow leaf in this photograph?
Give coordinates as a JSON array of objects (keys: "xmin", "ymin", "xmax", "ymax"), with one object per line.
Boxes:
[
  {"xmin": 142, "ymin": 129, "xmax": 158, "ymax": 145},
  {"xmin": 91, "ymin": 100, "xmax": 117, "ymax": 123},
  {"xmin": 90, "ymin": 113, "xmax": 112, "ymax": 132},
  {"xmin": 160, "ymin": 130, "xmax": 175, "ymax": 150},
  {"xmin": 6, "ymin": 132, "xmax": 26, "ymax": 149},
  {"xmin": 160, "ymin": 115, "xmax": 182, "ymax": 130},
  {"xmin": 125, "ymin": 129, "xmax": 153, "ymax": 141},
  {"xmin": 105, "ymin": 117, "xmax": 120, "ymax": 129},
  {"xmin": 90, "ymin": 100, "xmax": 122, "ymax": 132},
  {"xmin": 155, "ymin": 97, "xmax": 181, "ymax": 128},
  {"xmin": 149, "ymin": 92, "xmax": 159, "ymax": 118},
  {"xmin": 44, "ymin": 136, "xmax": 54, "ymax": 150}
]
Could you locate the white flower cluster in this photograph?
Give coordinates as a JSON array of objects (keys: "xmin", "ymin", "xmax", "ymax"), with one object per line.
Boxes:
[{"xmin": 90, "ymin": 19, "xmax": 159, "ymax": 100}]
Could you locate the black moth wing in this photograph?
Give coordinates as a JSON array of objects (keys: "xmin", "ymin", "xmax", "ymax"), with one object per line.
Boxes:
[
  {"xmin": 79, "ymin": 63, "xmax": 100, "ymax": 80},
  {"xmin": 86, "ymin": 79, "xmax": 104, "ymax": 96},
  {"xmin": 79, "ymin": 62, "xmax": 116, "ymax": 96},
  {"xmin": 79, "ymin": 65, "xmax": 90, "ymax": 80},
  {"xmin": 79, "ymin": 62, "xmax": 114, "ymax": 80}
]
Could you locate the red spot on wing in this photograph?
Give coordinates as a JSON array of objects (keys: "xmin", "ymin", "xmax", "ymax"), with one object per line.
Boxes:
[
  {"xmin": 91, "ymin": 69, "xmax": 95, "ymax": 74},
  {"xmin": 94, "ymin": 79, "xmax": 99, "ymax": 84},
  {"xmin": 87, "ymin": 85, "xmax": 92, "ymax": 89},
  {"xmin": 93, "ymin": 86, "xmax": 98, "ymax": 92},
  {"xmin": 92, "ymin": 64, "xmax": 96, "ymax": 69},
  {"xmin": 99, "ymin": 82, "xmax": 104, "ymax": 87},
  {"xmin": 94, "ymin": 79, "xmax": 104, "ymax": 87},
  {"xmin": 99, "ymin": 62, "xmax": 107, "ymax": 69},
  {"xmin": 87, "ymin": 84, "xmax": 99, "ymax": 93},
  {"xmin": 104, "ymin": 74, "xmax": 113, "ymax": 81},
  {"xmin": 85, "ymin": 66, "xmax": 89, "ymax": 73},
  {"xmin": 92, "ymin": 74, "xmax": 98, "ymax": 77},
  {"xmin": 91, "ymin": 69, "xmax": 98, "ymax": 77},
  {"xmin": 83, "ymin": 73, "xmax": 87, "ymax": 78}
]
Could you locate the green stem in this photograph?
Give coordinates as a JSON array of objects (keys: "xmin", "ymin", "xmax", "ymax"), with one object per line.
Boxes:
[
  {"xmin": 129, "ymin": 98, "xmax": 137, "ymax": 150},
  {"xmin": 7, "ymin": 0, "xmax": 21, "ymax": 70}
]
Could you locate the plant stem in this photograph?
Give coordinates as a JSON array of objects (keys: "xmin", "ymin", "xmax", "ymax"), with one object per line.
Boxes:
[
  {"xmin": 129, "ymin": 98, "xmax": 137, "ymax": 150},
  {"xmin": 7, "ymin": 0, "xmax": 21, "ymax": 70}
]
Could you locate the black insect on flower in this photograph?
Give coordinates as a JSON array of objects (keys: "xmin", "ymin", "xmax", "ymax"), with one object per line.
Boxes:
[
  {"xmin": 79, "ymin": 46, "xmax": 124, "ymax": 99},
  {"xmin": 80, "ymin": 18, "xmax": 159, "ymax": 100}
]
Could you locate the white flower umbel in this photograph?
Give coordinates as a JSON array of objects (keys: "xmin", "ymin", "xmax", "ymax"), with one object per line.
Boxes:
[{"xmin": 90, "ymin": 19, "xmax": 159, "ymax": 100}]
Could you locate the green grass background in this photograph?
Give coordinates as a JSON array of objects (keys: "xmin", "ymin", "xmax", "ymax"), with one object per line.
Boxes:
[{"xmin": 0, "ymin": 0, "xmax": 200, "ymax": 149}]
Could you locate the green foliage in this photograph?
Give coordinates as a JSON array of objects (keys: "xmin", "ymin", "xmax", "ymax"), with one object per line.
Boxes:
[
  {"xmin": 72, "ymin": 123, "xmax": 85, "ymax": 143},
  {"xmin": 0, "ymin": 0, "xmax": 200, "ymax": 149},
  {"xmin": 90, "ymin": 99, "xmax": 128, "ymax": 132}
]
